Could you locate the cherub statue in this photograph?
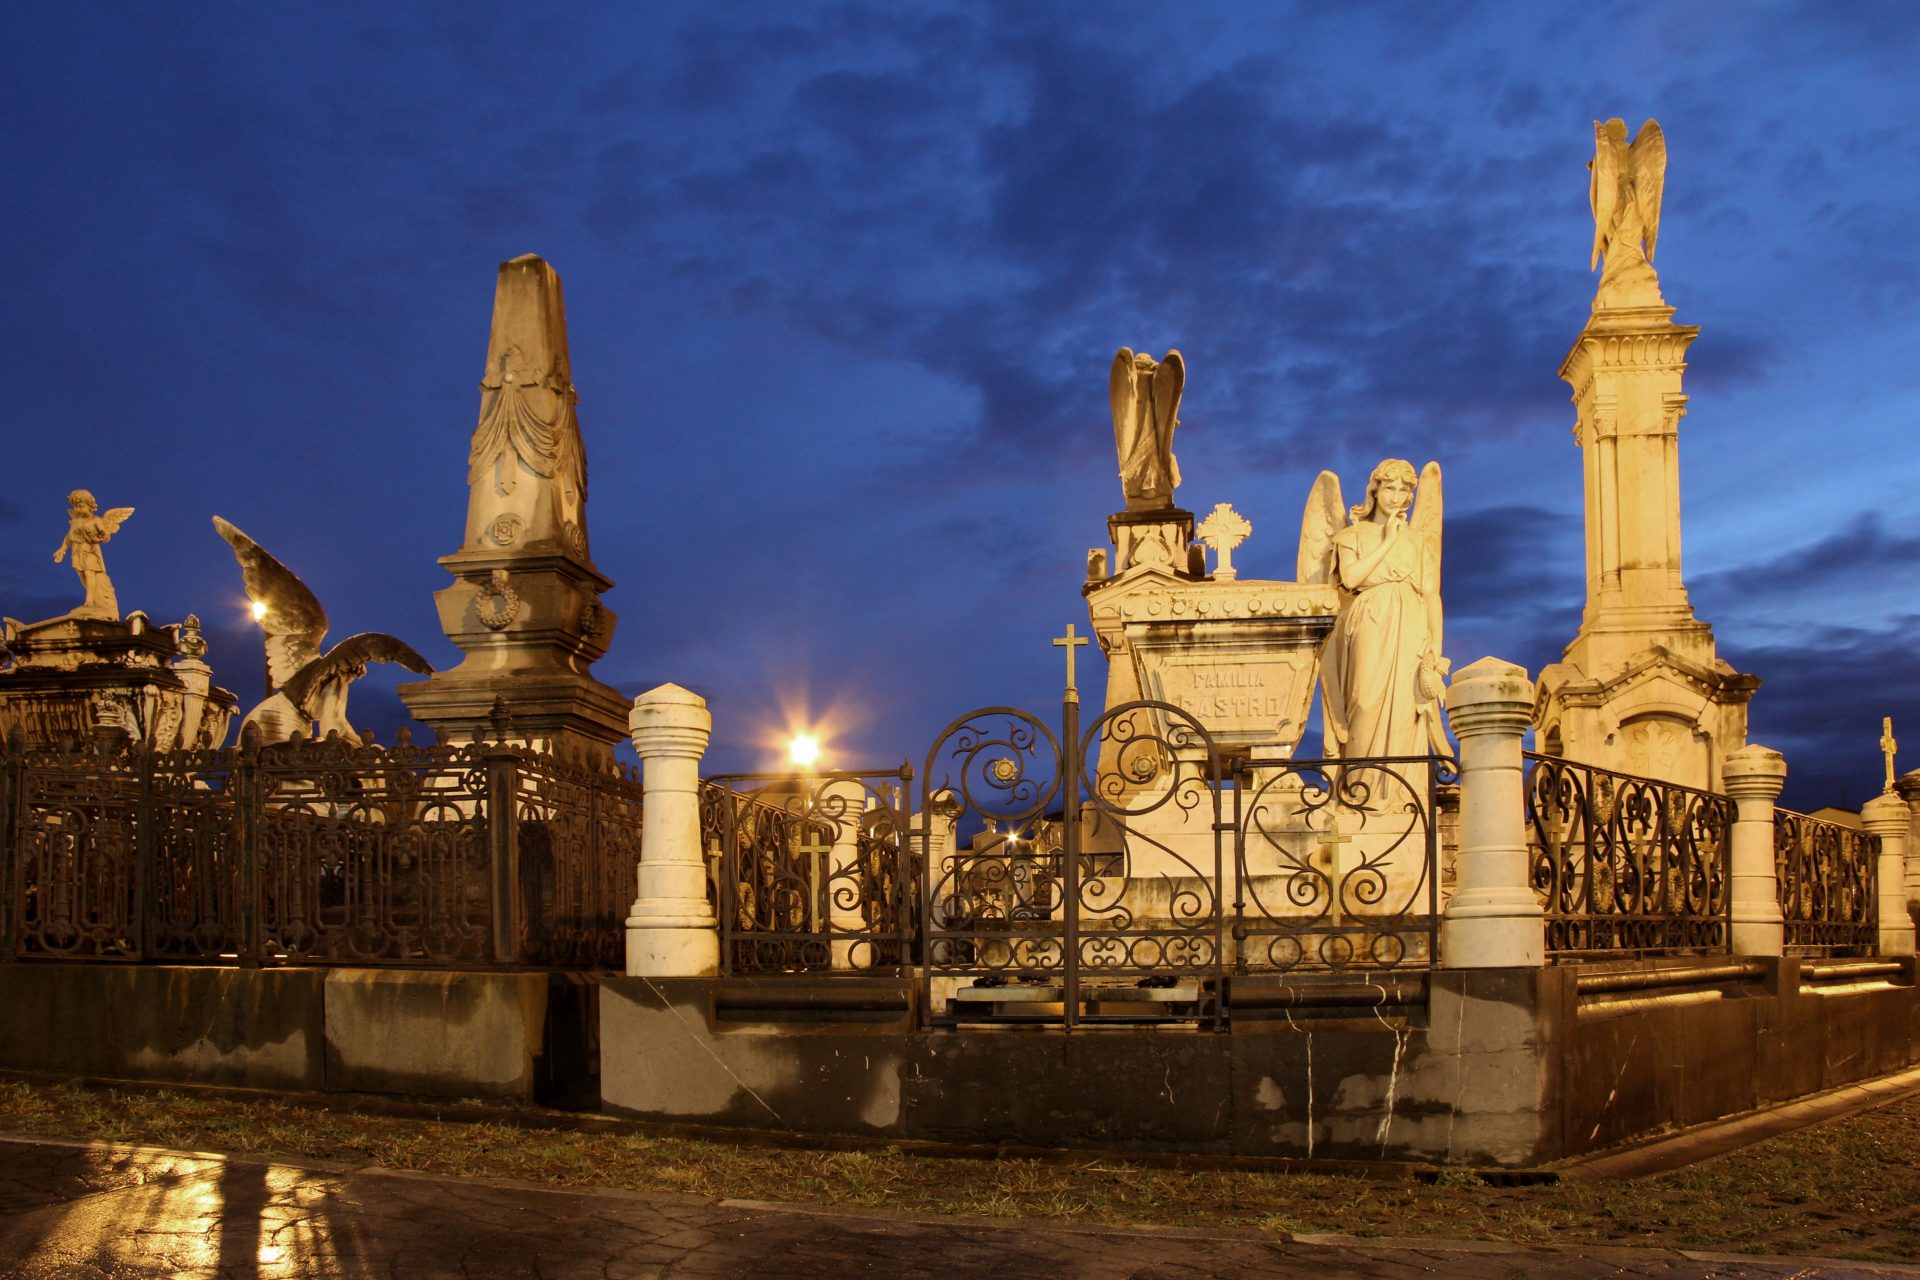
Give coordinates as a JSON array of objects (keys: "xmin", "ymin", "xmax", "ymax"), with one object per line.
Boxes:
[
  {"xmin": 1110, "ymin": 347, "xmax": 1184, "ymax": 511},
  {"xmin": 1589, "ymin": 117, "xmax": 1667, "ymax": 309},
  {"xmin": 213, "ymin": 517, "xmax": 433, "ymax": 742},
  {"xmin": 53, "ymin": 489, "xmax": 134, "ymax": 620},
  {"xmin": 1298, "ymin": 460, "xmax": 1451, "ymax": 759}
]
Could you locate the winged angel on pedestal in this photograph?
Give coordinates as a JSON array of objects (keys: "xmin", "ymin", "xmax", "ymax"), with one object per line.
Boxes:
[
  {"xmin": 1110, "ymin": 347, "xmax": 1184, "ymax": 511},
  {"xmin": 1589, "ymin": 117, "xmax": 1666, "ymax": 309},
  {"xmin": 214, "ymin": 517, "xmax": 432, "ymax": 743},
  {"xmin": 1298, "ymin": 461, "xmax": 1451, "ymax": 759}
]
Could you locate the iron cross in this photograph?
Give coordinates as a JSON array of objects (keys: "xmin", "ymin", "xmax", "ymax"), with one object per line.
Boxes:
[
  {"xmin": 1881, "ymin": 716, "xmax": 1898, "ymax": 794},
  {"xmin": 1054, "ymin": 623, "xmax": 1089, "ymax": 698}
]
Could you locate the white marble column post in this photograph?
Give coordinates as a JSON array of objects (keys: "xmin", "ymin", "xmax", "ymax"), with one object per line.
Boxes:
[
  {"xmin": 625, "ymin": 683, "xmax": 719, "ymax": 977},
  {"xmin": 1723, "ymin": 745, "xmax": 1787, "ymax": 957},
  {"xmin": 821, "ymin": 777, "xmax": 870, "ymax": 970},
  {"xmin": 1861, "ymin": 792, "xmax": 1915, "ymax": 957},
  {"xmin": 1440, "ymin": 658, "xmax": 1545, "ymax": 969}
]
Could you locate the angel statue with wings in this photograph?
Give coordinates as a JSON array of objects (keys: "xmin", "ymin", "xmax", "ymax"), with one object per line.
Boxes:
[
  {"xmin": 1110, "ymin": 347, "xmax": 1184, "ymax": 511},
  {"xmin": 53, "ymin": 489, "xmax": 134, "ymax": 620},
  {"xmin": 1589, "ymin": 117, "xmax": 1666, "ymax": 309},
  {"xmin": 1298, "ymin": 460, "xmax": 1451, "ymax": 760}
]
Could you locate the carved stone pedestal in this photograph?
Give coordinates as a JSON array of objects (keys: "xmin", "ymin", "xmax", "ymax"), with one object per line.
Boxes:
[
  {"xmin": 1533, "ymin": 304, "xmax": 1758, "ymax": 789},
  {"xmin": 0, "ymin": 613, "xmax": 235, "ymax": 751}
]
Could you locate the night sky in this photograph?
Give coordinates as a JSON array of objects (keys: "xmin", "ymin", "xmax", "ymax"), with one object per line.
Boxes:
[{"xmin": 4, "ymin": 3, "xmax": 1916, "ymax": 810}]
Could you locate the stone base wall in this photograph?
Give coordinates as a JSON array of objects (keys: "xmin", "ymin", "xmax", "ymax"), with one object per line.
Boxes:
[
  {"xmin": 600, "ymin": 962, "xmax": 1920, "ymax": 1167},
  {"xmin": 0, "ymin": 965, "xmax": 599, "ymax": 1106}
]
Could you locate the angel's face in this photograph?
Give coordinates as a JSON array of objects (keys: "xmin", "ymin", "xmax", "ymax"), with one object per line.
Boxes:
[{"xmin": 1374, "ymin": 473, "xmax": 1414, "ymax": 518}]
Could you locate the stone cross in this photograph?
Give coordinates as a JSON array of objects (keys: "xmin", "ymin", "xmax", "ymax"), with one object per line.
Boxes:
[
  {"xmin": 1054, "ymin": 623, "xmax": 1089, "ymax": 699},
  {"xmin": 1196, "ymin": 503, "xmax": 1252, "ymax": 581},
  {"xmin": 1882, "ymin": 716, "xmax": 1898, "ymax": 795}
]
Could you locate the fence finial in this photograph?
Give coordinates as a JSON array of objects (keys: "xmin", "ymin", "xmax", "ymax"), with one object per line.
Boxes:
[{"xmin": 489, "ymin": 696, "xmax": 513, "ymax": 742}]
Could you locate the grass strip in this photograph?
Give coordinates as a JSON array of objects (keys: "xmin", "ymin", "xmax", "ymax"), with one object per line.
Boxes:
[{"xmin": 0, "ymin": 1079, "xmax": 1914, "ymax": 1263}]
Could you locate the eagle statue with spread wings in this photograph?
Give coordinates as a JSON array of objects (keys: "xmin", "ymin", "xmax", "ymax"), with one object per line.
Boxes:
[
  {"xmin": 213, "ymin": 517, "xmax": 433, "ymax": 743},
  {"xmin": 1297, "ymin": 460, "xmax": 1451, "ymax": 759},
  {"xmin": 1588, "ymin": 117, "xmax": 1667, "ymax": 308}
]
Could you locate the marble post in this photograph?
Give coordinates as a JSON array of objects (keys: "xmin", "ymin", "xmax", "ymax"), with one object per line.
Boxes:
[
  {"xmin": 625, "ymin": 683, "xmax": 719, "ymax": 977},
  {"xmin": 822, "ymin": 777, "xmax": 870, "ymax": 971},
  {"xmin": 1722, "ymin": 744, "xmax": 1787, "ymax": 957},
  {"xmin": 1897, "ymin": 770, "xmax": 1920, "ymax": 926},
  {"xmin": 1861, "ymin": 793, "xmax": 1915, "ymax": 958},
  {"xmin": 1440, "ymin": 658, "xmax": 1544, "ymax": 969}
]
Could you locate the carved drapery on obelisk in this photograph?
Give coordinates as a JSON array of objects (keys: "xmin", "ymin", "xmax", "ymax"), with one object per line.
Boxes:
[
  {"xmin": 464, "ymin": 255, "xmax": 589, "ymax": 559},
  {"xmin": 398, "ymin": 254, "xmax": 626, "ymax": 757},
  {"xmin": 1535, "ymin": 120, "xmax": 1757, "ymax": 790}
]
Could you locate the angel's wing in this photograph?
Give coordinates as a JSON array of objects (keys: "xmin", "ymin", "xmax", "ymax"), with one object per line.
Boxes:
[
  {"xmin": 1297, "ymin": 470, "xmax": 1346, "ymax": 584},
  {"xmin": 1153, "ymin": 349, "xmax": 1184, "ymax": 490},
  {"xmin": 1590, "ymin": 118, "xmax": 1627, "ymax": 270},
  {"xmin": 281, "ymin": 632, "xmax": 433, "ymax": 713},
  {"xmin": 99, "ymin": 507, "xmax": 134, "ymax": 535},
  {"xmin": 213, "ymin": 516, "xmax": 328, "ymax": 687},
  {"xmin": 1411, "ymin": 462, "xmax": 1444, "ymax": 650},
  {"xmin": 1629, "ymin": 118, "xmax": 1666, "ymax": 262},
  {"xmin": 1110, "ymin": 347, "xmax": 1139, "ymax": 462}
]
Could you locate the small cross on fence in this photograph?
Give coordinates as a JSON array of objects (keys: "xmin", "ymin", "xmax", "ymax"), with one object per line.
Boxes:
[
  {"xmin": 1054, "ymin": 623, "xmax": 1089, "ymax": 700},
  {"xmin": 795, "ymin": 823, "xmax": 833, "ymax": 934},
  {"xmin": 1314, "ymin": 814, "xmax": 1356, "ymax": 926}
]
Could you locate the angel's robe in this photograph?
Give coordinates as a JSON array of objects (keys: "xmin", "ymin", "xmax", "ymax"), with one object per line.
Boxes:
[{"xmin": 1321, "ymin": 519, "xmax": 1446, "ymax": 758}]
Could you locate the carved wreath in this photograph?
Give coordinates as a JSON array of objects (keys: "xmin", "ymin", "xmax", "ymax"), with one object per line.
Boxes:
[{"xmin": 476, "ymin": 570, "xmax": 522, "ymax": 630}]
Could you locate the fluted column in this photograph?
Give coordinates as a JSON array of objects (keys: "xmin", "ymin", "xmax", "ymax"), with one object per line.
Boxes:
[
  {"xmin": 1723, "ymin": 745, "xmax": 1787, "ymax": 957},
  {"xmin": 1861, "ymin": 793, "xmax": 1915, "ymax": 957},
  {"xmin": 1440, "ymin": 658, "xmax": 1544, "ymax": 968},
  {"xmin": 625, "ymin": 683, "xmax": 718, "ymax": 977}
]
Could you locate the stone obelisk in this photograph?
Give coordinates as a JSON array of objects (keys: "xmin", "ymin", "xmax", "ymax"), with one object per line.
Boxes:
[
  {"xmin": 398, "ymin": 254, "xmax": 627, "ymax": 757},
  {"xmin": 1533, "ymin": 121, "xmax": 1757, "ymax": 789}
]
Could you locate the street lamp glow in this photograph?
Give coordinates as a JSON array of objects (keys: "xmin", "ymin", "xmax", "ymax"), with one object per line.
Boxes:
[
  {"xmin": 788, "ymin": 734, "xmax": 821, "ymax": 769},
  {"xmin": 250, "ymin": 599, "xmax": 269, "ymax": 622}
]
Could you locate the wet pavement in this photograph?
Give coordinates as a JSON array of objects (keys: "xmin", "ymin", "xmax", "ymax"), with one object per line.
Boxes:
[{"xmin": 0, "ymin": 1133, "xmax": 1914, "ymax": 1279}]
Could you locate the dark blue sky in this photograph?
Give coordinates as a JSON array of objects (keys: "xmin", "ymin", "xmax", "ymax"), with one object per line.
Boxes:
[{"xmin": 4, "ymin": 2, "xmax": 1916, "ymax": 808}]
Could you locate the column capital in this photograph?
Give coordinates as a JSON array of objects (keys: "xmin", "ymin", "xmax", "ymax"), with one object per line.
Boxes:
[
  {"xmin": 1723, "ymin": 744, "xmax": 1788, "ymax": 801},
  {"xmin": 1861, "ymin": 792, "xmax": 1909, "ymax": 837},
  {"xmin": 1446, "ymin": 657, "xmax": 1533, "ymax": 740},
  {"xmin": 629, "ymin": 683, "xmax": 711, "ymax": 759}
]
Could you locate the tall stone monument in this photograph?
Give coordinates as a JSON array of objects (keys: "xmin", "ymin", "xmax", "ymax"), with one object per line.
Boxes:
[
  {"xmin": 398, "ymin": 254, "xmax": 627, "ymax": 757},
  {"xmin": 1533, "ymin": 121, "xmax": 1758, "ymax": 789}
]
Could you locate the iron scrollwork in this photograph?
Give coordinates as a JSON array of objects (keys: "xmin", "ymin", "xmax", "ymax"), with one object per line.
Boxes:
[
  {"xmin": 1774, "ymin": 808, "xmax": 1876, "ymax": 955},
  {"xmin": 1525, "ymin": 752, "xmax": 1733, "ymax": 956}
]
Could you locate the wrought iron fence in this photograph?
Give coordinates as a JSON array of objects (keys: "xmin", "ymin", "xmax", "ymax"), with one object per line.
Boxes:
[
  {"xmin": 0, "ymin": 727, "xmax": 641, "ymax": 968},
  {"xmin": 701, "ymin": 767, "xmax": 913, "ymax": 974},
  {"xmin": 1235, "ymin": 755, "xmax": 1455, "ymax": 972},
  {"xmin": 1774, "ymin": 808, "xmax": 1877, "ymax": 956},
  {"xmin": 1524, "ymin": 752, "xmax": 1733, "ymax": 957}
]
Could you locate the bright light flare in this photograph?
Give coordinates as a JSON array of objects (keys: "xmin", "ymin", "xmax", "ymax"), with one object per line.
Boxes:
[
  {"xmin": 250, "ymin": 600, "xmax": 269, "ymax": 622},
  {"xmin": 787, "ymin": 734, "xmax": 822, "ymax": 769}
]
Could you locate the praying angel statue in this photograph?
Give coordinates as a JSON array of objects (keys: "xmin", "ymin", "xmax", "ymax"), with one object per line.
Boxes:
[
  {"xmin": 1299, "ymin": 460, "xmax": 1451, "ymax": 759},
  {"xmin": 1110, "ymin": 347, "xmax": 1184, "ymax": 511},
  {"xmin": 53, "ymin": 489, "xmax": 133, "ymax": 621}
]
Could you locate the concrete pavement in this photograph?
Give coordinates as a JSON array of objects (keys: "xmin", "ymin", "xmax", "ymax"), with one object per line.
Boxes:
[{"xmin": 1, "ymin": 1133, "xmax": 1915, "ymax": 1279}]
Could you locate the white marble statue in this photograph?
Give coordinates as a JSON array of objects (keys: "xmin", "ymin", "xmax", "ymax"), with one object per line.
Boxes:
[
  {"xmin": 1589, "ymin": 117, "xmax": 1666, "ymax": 309},
  {"xmin": 213, "ymin": 517, "xmax": 432, "ymax": 742},
  {"xmin": 52, "ymin": 490, "xmax": 134, "ymax": 621},
  {"xmin": 1298, "ymin": 460, "xmax": 1451, "ymax": 759},
  {"xmin": 1109, "ymin": 347, "xmax": 1184, "ymax": 511}
]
